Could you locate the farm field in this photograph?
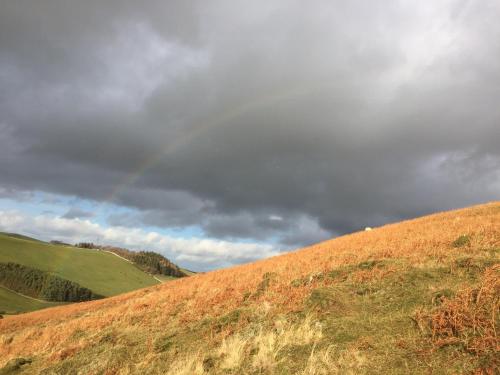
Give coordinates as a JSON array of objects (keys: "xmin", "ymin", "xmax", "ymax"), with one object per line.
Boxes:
[
  {"xmin": 0, "ymin": 233, "xmax": 160, "ymax": 298},
  {"xmin": 0, "ymin": 286, "xmax": 63, "ymax": 315}
]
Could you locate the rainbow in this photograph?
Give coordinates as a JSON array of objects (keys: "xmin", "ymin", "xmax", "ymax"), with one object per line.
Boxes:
[{"xmin": 104, "ymin": 82, "xmax": 326, "ymax": 204}]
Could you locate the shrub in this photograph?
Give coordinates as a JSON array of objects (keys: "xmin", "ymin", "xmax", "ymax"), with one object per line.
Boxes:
[
  {"xmin": 0, "ymin": 357, "xmax": 32, "ymax": 374},
  {"xmin": 452, "ymin": 234, "xmax": 471, "ymax": 248},
  {"xmin": 154, "ymin": 335, "xmax": 175, "ymax": 352},
  {"xmin": 75, "ymin": 242, "xmax": 96, "ymax": 249}
]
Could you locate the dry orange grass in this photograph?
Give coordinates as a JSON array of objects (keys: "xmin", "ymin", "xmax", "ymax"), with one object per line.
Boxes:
[
  {"xmin": 425, "ymin": 264, "xmax": 499, "ymax": 355},
  {"xmin": 1, "ymin": 202, "xmax": 499, "ymax": 368}
]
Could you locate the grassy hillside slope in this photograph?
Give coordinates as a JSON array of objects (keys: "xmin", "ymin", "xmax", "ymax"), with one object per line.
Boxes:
[
  {"xmin": 0, "ymin": 232, "xmax": 46, "ymax": 243},
  {"xmin": 0, "ymin": 286, "xmax": 63, "ymax": 314},
  {"xmin": 0, "ymin": 233, "xmax": 160, "ymax": 298},
  {"xmin": 0, "ymin": 202, "xmax": 498, "ymax": 374}
]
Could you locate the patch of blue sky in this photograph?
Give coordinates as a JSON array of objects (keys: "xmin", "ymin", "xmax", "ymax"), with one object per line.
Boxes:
[{"xmin": 0, "ymin": 190, "xmax": 204, "ymax": 240}]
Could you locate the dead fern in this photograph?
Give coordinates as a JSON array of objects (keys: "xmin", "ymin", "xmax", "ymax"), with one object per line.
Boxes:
[{"xmin": 418, "ymin": 265, "xmax": 499, "ymax": 367}]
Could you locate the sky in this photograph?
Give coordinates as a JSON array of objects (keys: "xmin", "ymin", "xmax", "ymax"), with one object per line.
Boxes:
[{"xmin": 0, "ymin": 0, "xmax": 499, "ymax": 271}]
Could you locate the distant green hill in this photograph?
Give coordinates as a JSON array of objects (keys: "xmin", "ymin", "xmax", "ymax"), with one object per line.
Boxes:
[
  {"xmin": 0, "ymin": 232, "xmax": 46, "ymax": 243},
  {"xmin": 98, "ymin": 247, "xmax": 188, "ymax": 278},
  {"xmin": 0, "ymin": 232, "xmax": 163, "ymax": 313},
  {"xmin": 0, "ymin": 286, "xmax": 63, "ymax": 314},
  {"xmin": 0, "ymin": 262, "xmax": 103, "ymax": 302}
]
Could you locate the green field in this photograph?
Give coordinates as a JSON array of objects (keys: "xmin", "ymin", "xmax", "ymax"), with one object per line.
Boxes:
[
  {"xmin": 0, "ymin": 233, "xmax": 160, "ymax": 298},
  {"xmin": 0, "ymin": 232, "xmax": 46, "ymax": 243},
  {"xmin": 0, "ymin": 286, "xmax": 63, "ymax": 314}
]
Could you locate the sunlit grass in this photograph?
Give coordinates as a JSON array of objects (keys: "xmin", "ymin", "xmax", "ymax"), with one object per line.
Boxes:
[{"xmin": 0, "ymin": 202, "xmax": 498, "ymax": 374}]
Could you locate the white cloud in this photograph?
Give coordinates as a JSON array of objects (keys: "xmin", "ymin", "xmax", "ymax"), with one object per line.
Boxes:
[{"xmin": 0, "ymin": 210, "xmax": 279, "ymax": 270}]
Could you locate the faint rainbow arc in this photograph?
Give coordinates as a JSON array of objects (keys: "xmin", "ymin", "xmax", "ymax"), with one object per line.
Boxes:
[{"xmin": 101, "ymin": 82, "xmax": 327, "ymax": 207}]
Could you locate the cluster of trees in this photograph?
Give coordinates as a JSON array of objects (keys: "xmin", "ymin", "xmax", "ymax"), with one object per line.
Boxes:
[
  {"xmin": 50, "ymin": 240, "xmax": 71, "ymax": 246},
  {"xmin": 105, "ymin": 247, "xmax": 187, "ymax": 277},
  {"xmin": 0, "ymin": 262, "xmax": 103, "ymax": 302},
  {"xmin": 75, "ymin": 242, "xmax": 96, "ymax": 249},
  {"xmin": 128, "ymin": 250, "xmax": 186, "ymax": 277},
  {"xmin": 75, "ymin": 242, "xmax": 188, "ymax": 278}
]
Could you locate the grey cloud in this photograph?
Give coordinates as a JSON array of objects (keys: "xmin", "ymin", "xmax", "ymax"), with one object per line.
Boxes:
[
  {"xmin": 106, "ymin": 212, "xmax": 141, "ymax": 228},
  {"xmin": 1, "ymin": 0, "xmax": 499, "ymax": 251},
  {"xmin": 201, "ymin": 212, "xmax": 290, "ymax": 241},
  {"xmin": 279, "ymin": 216, "xmax": 333, "ymax": 248},
  {"xmin": 62, "ymin": 207, "xmax": 94, "ymax": 219}
]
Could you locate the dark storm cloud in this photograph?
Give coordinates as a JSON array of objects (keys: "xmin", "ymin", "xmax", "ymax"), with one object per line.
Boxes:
[{"xmin": 1, "ymin": 0, "xmax": 499, "ymax": 248}]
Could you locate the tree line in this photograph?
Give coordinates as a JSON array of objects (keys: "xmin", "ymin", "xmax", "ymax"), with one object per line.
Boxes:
[
  {"xmin": 74, "ymin": 243, "xmax": 188, "ymax": 277},
  {"xmin": 0, "ymin": 262, "xmax": 103, "ymax": 302}
]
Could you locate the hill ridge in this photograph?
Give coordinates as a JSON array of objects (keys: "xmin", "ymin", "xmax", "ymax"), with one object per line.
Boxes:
[
  {"xmin": 0, "ymin": 234, "xmax": 162, "ymax": 313},
  {"xmin": 2, "ymin": 201, "xmax": 499, "ymax": 325},
  {"xmin": 1, "ymin": 202, "xmax": 498, "ymax": 374}
]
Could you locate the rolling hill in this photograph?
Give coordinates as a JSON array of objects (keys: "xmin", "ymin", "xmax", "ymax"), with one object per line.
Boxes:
[
  {"xmin": 0, "ymin": 286, "xmax": 63, "ymax": 315},
  {"xmin": 0, "ymin": 202, "xmax": 498, "ymax": 374},
  {"xmin": 0, "ymin": 233, "xmax": 169, "ymax": 314}
]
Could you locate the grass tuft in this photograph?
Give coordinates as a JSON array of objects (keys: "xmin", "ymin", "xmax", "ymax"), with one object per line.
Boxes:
[
  {"xmin": 0, "ymin": 358, "xmax": 32, "ymax": 375},
  {"xmin": 452, "ymin": 234, "xmax": 471, "ymax": 248}
]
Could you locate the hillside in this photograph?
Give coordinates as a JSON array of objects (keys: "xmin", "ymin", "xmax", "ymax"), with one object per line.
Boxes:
[
  {"xmin": 0, "ymin": 202, "xmax": 498, "ymax": 374},
  {"xmin": 0, "ymin": 232, "xmax": 46, "ymax": 244},
  {"xmin": 0, "ymin": 286, "xmax": 63, "ymax": 315},
  {"xmin": 0, "ymin": 233, "xmax": 161, "ymax": 313},
  {"xmin": 76, "ymin": 244, "xmax": 188, "ymax": 278},
  {"xmin": 0, "ymin": 262, "xmax": 103, "ymax": 302}
]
